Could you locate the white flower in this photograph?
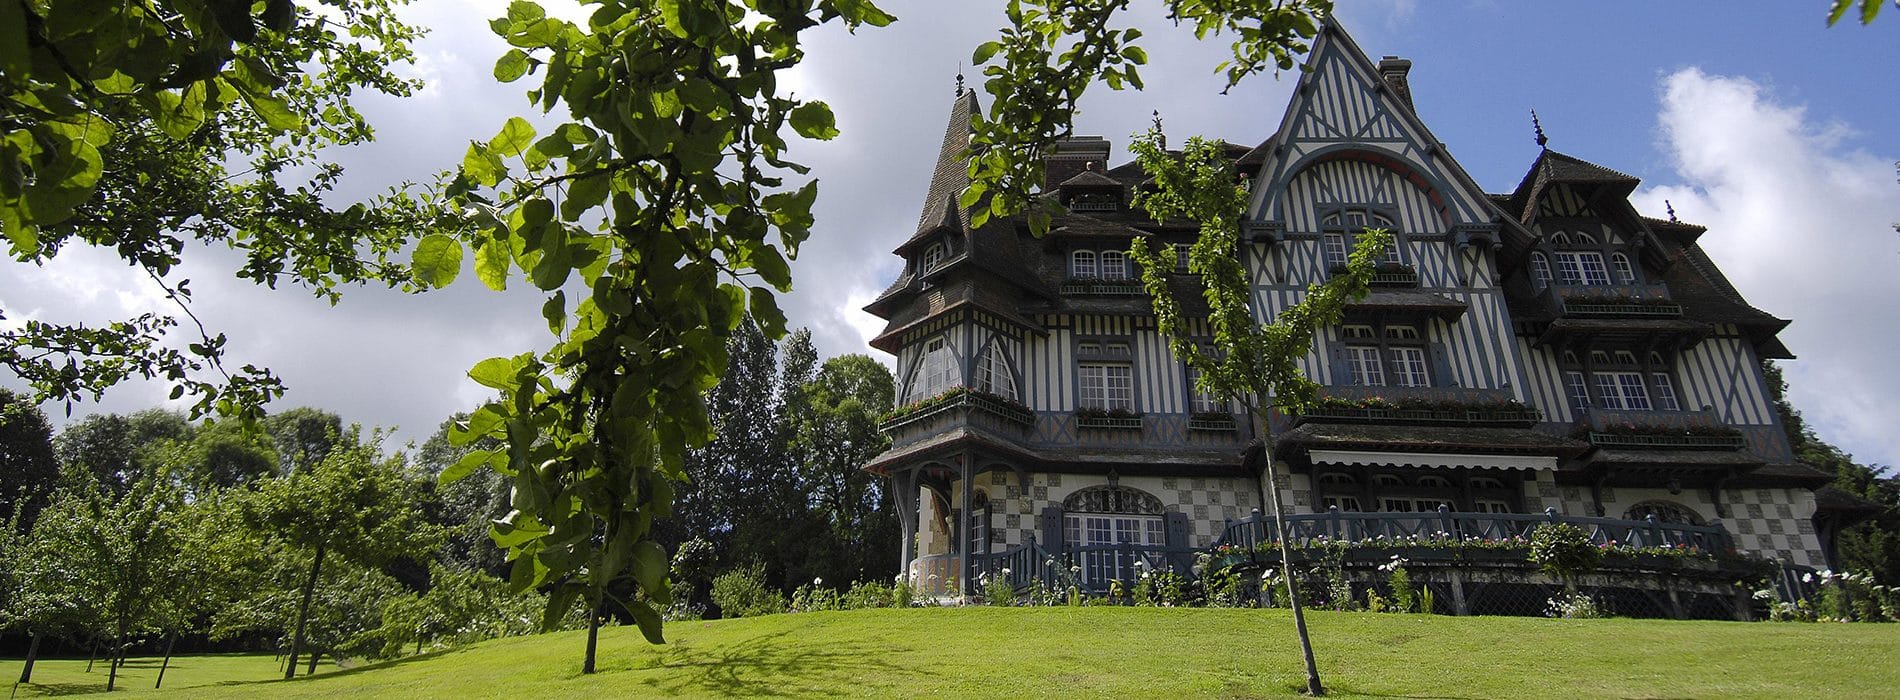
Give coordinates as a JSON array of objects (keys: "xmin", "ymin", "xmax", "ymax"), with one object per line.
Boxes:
[
  {"xmin": 814, "ymin": 577, "xmax": 823, "ymax": 586},
  {"xmin": 1001, "ymin": 568, "xmax": 1011, "ymax": 575}
]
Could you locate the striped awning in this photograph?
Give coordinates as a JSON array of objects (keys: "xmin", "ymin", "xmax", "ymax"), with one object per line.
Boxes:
[{"xmin": 1309, "ymin": 449, "xmax": 1558, "ymax": 471}]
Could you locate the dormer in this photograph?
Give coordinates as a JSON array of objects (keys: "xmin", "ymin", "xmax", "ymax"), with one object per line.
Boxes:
[{"xmin": 1057, "ymin": 166, "xmax": 1125, "ymax": 213}]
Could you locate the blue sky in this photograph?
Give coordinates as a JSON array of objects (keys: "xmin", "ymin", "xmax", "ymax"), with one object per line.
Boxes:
[{"xmin": 3, "ymin": 1, "xmax": 1897, "ymax": 467}]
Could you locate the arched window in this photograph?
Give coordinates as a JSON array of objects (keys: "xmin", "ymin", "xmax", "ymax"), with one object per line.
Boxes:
[
  {"xmin": 1611, "ymin": 252, "xmax": 1635, "ymax": 283},
  {"xmin": 1469, "ymin": 477, "xmax": 1507, "ymax": 490},
  {"xmin": 1625, "ymin": 501, "xmax": 1704, "ymax": 526},
  {"xmin": 922, "ymin": 242, "xmax": 945, "ymax": 272},
  {"xmin": 1572, "ymin": 232, "xmax": 1599, "ymax": 245},
  {"xmin": 1372, "ymin": 474, "xmax": 1405, "ymax": 488},
  {"xmin": 1416, "ymin": 476, "xmax": 1452, "ymax": 488},
  {"xmin": 907, "ymin": 335, "xmax": 960, "ymax": 400},
  {"xmin": 1318, "ymin": 473, "xmax": 1358, "ymax": 485},
  {"xmin": 1321, "ymin": 208, "xmax": 1401, "ymax": 268},
  {"xmin": 1530, "ymin": 252, "xmax": 1553, "ymax": 288},
  {"xmin": 1549, "ymin": 232, "xmax": 1572, "ymax": 246},
  {"xmin": 1062, "ymin": 486, "xmax": 1166, "ymax": 583},
  {"xmin": 1071, "ymin": 250, "xmax": 1098, "ymax": 278},
  {"xmin": 972, "ymin": 340, "xmax": 1017, "ymax": 401},
  {"xmin": 1099, "ymin": 250, "xmax": 1128, "ymax": 280}
]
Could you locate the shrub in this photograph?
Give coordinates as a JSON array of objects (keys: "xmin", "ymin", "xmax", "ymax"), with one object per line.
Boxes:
[
  {"xmin": 982, "ymin": 568, "xmax": 1016, "ymax": 606},
  {"xmin": 1381, "ymin": 556, "xmax": 1417, "ymax": 613},
  {"xmin": 1528, "ymin": 523, "xmax": 1602, "ymax": 586},
  {"xmin": 1545, "ymin": 589, "xmax": 1601, "ymax": 619},
  {"xmin": 891, "ymin": 574, "xmax": 915, "ymax": 608},
  {"xmin": 710, "ymin": 563, "xmax": 786, "ymax": 618},
  {"xmin": 792, "ymin": 578, "xmax": 842, "ymax": 612},
  {"xmin": 842, "ymin": 580, "xmax": 894, "ymax": 610}
]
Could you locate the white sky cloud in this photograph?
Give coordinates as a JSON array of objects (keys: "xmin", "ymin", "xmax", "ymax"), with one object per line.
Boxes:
[{"xmin": 1633, "ymin": 68, "xmax": 1900, "ymax": 466}]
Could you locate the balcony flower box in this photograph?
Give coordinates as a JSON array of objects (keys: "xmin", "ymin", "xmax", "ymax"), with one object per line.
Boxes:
[
  {"xmin": 1077, "ymin": 415, "xmax": 1143, "ymax": 430},
  {"xmin": 1187, "ymin": 413, "xmax": 1238, "ymax": 432},
  {"xmin": 1586, "ymin": 432, "xmax": 1746, "ymax": 451}
]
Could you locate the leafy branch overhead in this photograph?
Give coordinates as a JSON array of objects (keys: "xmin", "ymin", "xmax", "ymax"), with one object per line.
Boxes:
[
  {"xmin": 1, "ymin": 0, "xmax": 443, "ymax": 420},
  {"xmin": 961, "ymin": 0, "xmax": 1331, "ymax": 236},
  {"xmin": 430, "ymin": 0, "xmax": 891, "ymax": 662}
]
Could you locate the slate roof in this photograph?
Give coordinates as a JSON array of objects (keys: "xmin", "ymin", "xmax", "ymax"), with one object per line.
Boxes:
[{"xmin": 1274, "ymin": 422, "xmax": 1591, "ymax": 459}]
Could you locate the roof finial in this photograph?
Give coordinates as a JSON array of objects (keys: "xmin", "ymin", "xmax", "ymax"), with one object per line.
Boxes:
[
  {"xmin": 1531, "ymin": 110, "xmax": 1549, "ymax": 149},
  {"xmin": 954, "ymin": 64, "xmax": 964, "ymax": 97},
  {"xmin": 1152, "ymin": 109, "xmax": 1165, "ymax": 150},
  {"xmin": 1665, "ymin": 199, "xmax": 1679, "ymax": 223}
]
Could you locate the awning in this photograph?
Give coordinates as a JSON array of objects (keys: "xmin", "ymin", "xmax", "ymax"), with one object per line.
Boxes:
[{"xmin": 1310, "ymin": 449, "xmax": 1558, "ymax": 471}]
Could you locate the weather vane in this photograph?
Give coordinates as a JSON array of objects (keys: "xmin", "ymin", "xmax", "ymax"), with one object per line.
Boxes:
[
  {"xmin": 954, "ymin": 64, "xmax": 964, "ymax": 97},
  {"xmin": 1531, "ymin": 110, "xmax": 1548, "ymax": 149}
]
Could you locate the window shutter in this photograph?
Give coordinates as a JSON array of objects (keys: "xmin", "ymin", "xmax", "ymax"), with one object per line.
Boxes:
[
  {"xmin": 1428, "ymin": 342, "xmax": 1455, "ymax": 388},
  {"xmin": 1164, "ymin": 511, "xmax": 1190, "ymax": 548},
  {"xmin": 1326, "ymin": 340, "xmax": 1350, "ymax": 385},
  {"xmin": 1040, "ymin": 505, "xmax": 1065, "ymax": 551}
]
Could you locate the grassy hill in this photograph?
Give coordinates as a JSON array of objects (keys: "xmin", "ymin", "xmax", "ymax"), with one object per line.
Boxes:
[{"xmin": 8, "ymin": 607, "xmax": 1900, "ymax": 698}]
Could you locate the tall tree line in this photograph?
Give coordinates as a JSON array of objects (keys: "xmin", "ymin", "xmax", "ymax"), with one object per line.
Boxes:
[
  {"xmin": 1763, "ymin": 360, "xmax": 1900, "ymax": 583},
  {"xmin": 657, "ymin": 322, "xmax": 898, "ymax": 597}
]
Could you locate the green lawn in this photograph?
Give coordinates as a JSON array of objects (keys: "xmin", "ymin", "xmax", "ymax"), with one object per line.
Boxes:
[{"xmin": 8, "ymin": 607, "xmax": 1899, "ymax": 698}]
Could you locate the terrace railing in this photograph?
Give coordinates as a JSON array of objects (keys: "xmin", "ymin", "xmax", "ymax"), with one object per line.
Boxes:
[{"xmin": 1213, "ymin": 506, "xmax": 1734, "ymax": 553}]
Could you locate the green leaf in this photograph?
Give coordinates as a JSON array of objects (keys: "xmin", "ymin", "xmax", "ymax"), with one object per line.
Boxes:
[
  {"xmin": 439, "ymin": 449, "xmax": 492, "ymax": 486},
  {"xmin": 462, "ymin": 143, "xmax": 505, "ymax": 187},
  {"xmin": 233, "ymin": 81, "xmax": 303, "ymax": 131},
  {"xmin": 1121, "ymin": 45, "xmax": 1148, "ymax": 64},
  {"xmin": 411, "ymin": 234, "xmax": 463, "ymax": 288},
  {"xmin": 542, "ymin": 291, "xmax": 566, "ymax": 335},
  {"xmin": 475, "ymin": 239, "xmax": 511, "ymax": 291},
  {"xmin": 469, "ymin": 357, "xmax": 517, "ymax": 390},
  {"xmin": 789, "ymin": 102, "xmax": 840, "ymax": 140},
  {"xmin": 542, "ymin": 583, "xmax": 582, "ymax": 630},
  {"xmin": 1828, "ymin": 0, "xmax": 1853, "ymax": 24},
  {"xmin": 492, "ymin": 512, "xmax": 550, "ymax": 548},
  {"xmin": 0, "ymin": 0, "xmax": 28, "ymax": 76},
  {"xmin": 560, "ymin": 172, "xmax": 609, "ymax": 221},
  {"xmin": 626, "ymin": 599, "xmax": 665, "ymax": 644},
  {"xmin": 972, "ymin": 41, "xmax": 1002, "ymax": 65},
  {"xmin": 631, "ymin": 540, "xmax": 668, "ymax": 599},
  {"xmin": 489, "ymin": 116, "xmax": 537, "ymax": 157},
  {"xmin": 494, "ymin": 49, "xmax": 533, "ymax": 82}
]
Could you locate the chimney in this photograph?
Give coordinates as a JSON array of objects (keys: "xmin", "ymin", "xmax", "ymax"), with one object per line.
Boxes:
[
  {"xmin": 1042, "ymin": 136, "xmax": 1111, "ymax": 191},
  {"xmin": 1378, "ymin": 56, "xmax": 1414, "ymax": 111}
]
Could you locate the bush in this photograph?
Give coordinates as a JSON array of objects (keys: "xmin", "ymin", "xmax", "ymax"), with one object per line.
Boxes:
[
  {"xmin": 1545, "ymin": 589, "xmax": 1602, "ymax": 619},
  {"xmin": 792, "ymin": 579, "xmax": 842, "ymax": 612},
  {"xmin": 710, "ymin": 563, "xmax": 786, "ymax": 618},
  {"xmin": 981, "ymin": 568, "xmax": 1016, "ymax": 606},
  {"xmin": 1529, "ymin": 523, "xmax": 1602, "ymax": 585},
  {"xmin": 842, "ymin": 580, "xmax": 894, "ymax": 610}
]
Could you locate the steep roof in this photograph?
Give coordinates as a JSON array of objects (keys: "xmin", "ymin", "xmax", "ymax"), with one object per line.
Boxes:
[{"xmin": 1500, "ymin": 148, "xmax": 1639, "ymax": 224}]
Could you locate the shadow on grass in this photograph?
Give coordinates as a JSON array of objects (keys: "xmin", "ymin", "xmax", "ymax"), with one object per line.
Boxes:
[
  {"xmin": 636, "ymin": 628, "xmax": 918, "ymax": 696},
  {"xmin": 200, "ymin": 646, "xmax": 472, "ymax": 689},
  {"xmin": 11, "ymin": 682, "xmax": 108, "ymax": 697}
]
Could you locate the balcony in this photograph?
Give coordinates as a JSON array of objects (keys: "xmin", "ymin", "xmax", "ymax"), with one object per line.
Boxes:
[
  {"xmin": 1327, "ymin": 263, "xmax": 1419, "ymax": 288},
  {"xmin": 1059, "ymin": 278, "xmax": 1146, "ymax": 297},
  {"xmin": 1577, "ymin": 408, "xmax": 1745, "ymax": 451},
  {"xmin": 1187, "ymin": 413, "xmax": 1239, "ymax": 432},
  {"xmin": 1536, "ymin": 283, "xmax": 1680, "ymax": 318},
  {"xmin": 878, "ymin": 389, "xmax": 1035, "ymax": 445},
  {"xmin": 1297, "ymin": 393, "xmax": 1542, "ymax": 428},
  {"xmin": 1076, "ymin": 410, "xmax": 1143, "ymax": 430}
]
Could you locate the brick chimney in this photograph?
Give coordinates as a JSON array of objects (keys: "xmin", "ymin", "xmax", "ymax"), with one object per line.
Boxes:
[
  {"xmin": 1378, "ymin": 56, "xmax": 1414, "ymax": 111},
  {"xmin": 1042, "ymin": 136, "xmax": 1111, "ymax": 191}
]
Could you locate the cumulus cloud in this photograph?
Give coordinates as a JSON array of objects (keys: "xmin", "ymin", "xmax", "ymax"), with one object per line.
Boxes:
[{"xmin": 1632, "ymin": 68, "xmax": 1900, "ymax": 466}]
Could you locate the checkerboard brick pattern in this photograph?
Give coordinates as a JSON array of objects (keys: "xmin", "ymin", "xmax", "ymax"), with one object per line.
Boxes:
[{"xmin": 1723, "ymin": 487, "xmax": 1824, "ymax": 567}]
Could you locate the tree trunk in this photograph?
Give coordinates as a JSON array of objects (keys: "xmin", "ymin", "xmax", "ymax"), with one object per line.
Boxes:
[
  {"xmin": 106, "ymin": 628, "xmax": 123, "ymax": 692},
  {"xmin": 581, "ymin": 596, "xmax": 601, "ymax": 674},
  {"xmin": 18, "ymin": 631, "xmax": 40, "ymax": 684},
  {"xmin": 85, "ymin": 638, "xmax": 98, "ymax": 673},
  {"xmin": 306, "ymin": 649, "xmax": 320, "ymax": 676},
  {"xmin": 1253, "ymin": 406, "xmax": 1325, "ymax": 697},
  {"xmin": 155, "ymin": 634, "xmax": 176, "ymax": 689},
  {"xmin": 285, "ymin": 546, "xmax": 328, "ymax": 680}
]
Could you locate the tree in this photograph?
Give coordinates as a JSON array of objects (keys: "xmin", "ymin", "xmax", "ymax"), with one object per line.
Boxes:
[
  {"xmin": 3, "ymin": 1, "xmax": 439, "ymax": 421},
  {"xmin": 53, "ymin": 409, "xmax": 190, "ymax": 495},
  {"xmin": 1828, "ymin": 0, "xmax": 1894, "ymax": 25},
  {"xmin": 416, "ymin": 413, "xmax": 511, "ymax": 575},
  {"xmin": 1763, "ymin": 360, "xmax": 1900, "ymax": 583},
  {"xmin": 239, "ymin": 432, "xmax": 441, "ymax": 678},
  {"xmin": 787, "ymin": 353, "xmax": 897, "ymax": 584},
  {"xmin": 1126, "ymin": 129, "xmax": 1385, "ymax": 697},
  {"xmin": 0, "ymin": 388, "xmax": 58, "ymax": 530},
  {"xmin": 263, "ymin": 407, "xmax": 344, "ymax": 475}
]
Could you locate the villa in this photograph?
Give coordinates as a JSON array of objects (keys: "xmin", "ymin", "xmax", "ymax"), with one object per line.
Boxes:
[{"xmin": 861, "ymin": 20, "xmax": 1868, "ymax": 617}]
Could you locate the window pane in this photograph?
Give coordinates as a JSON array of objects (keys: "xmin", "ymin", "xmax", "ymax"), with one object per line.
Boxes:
[
  {"xmin": 1390, "ymin": 347, "xmax": 1429, "ymax": 387},
  {"xmin": 1531, "ymin": 253, "xmax": 1553, "ymax": 287},
  {"xmin": 1105, "ymin": 365, "xmax": 1133, "ymax": 410},
  {"xmin": 1612, "ymin": 253, "xmax": 1635, "ymax": 283},
  {"xmin": 1565, "ymin": 371, "xmax": 1591, "ymax": 415},
  {"xmin": 1618, "ymin": 372, "xmax": 1652, "ymax": 410},
  {"xmin": 1556, "ymin": 252, "xmax": 1584, "ymax": 285},
  {"xmin": 1577, "ymin": 252, "xmax": 1610, "ymax": 286},
  {"xmin": 1072, "ymin": 251, "xmax": 1097, "ymax": 278},
  {"xmin": 1347, "ymin": 346, "xmax": 1385, "ymax": 386},
  {"xmin": 1100, "ymin": 250, "xmax": 1127, "ymax": 280},
  {"xmin": 1653, "ymin": 372, "xmax": 1680, "ymax": 411},
  {"xmin": 1594, "ymin": 372, "xmax": 1624, "ymax": 410},
  {"xmin": 1323, "ymin": 234, "xmax": 1347, "ymax": 269}
]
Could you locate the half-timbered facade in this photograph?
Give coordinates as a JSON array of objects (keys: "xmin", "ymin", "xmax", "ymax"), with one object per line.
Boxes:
[{"xmin": 864, "ymin": 20, "xmax": 1854, "ymax": 610}]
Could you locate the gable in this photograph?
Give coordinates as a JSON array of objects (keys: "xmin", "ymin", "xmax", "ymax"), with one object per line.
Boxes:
[{"xmin": 1247, "ymin": 20, "xmax": 1499, "ymax": 233}]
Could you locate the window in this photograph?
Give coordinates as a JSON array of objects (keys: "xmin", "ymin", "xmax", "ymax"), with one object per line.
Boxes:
[
  {"xmin": 1380, "ymin": 498, "xmax": 1415, "ymax": 513},
  {"xmin": 1612, "ymin": 252, "xmax": 1635, "ymax": 283},
  {"xmin": 1565, "ymin": 371, "xmax": 1591, "ymax": 415},
  {"xmin": 1321, "ymin": 495, "xmax": 1362, "ymax": 511},
  {"xmin": 973, "ymin": 341, "xmax": 1016, "ymax": 401},
  {"xmin": 1099, "ymin": 250, "xmax": 1128, "ymax": 280},
  {"xmin": 1550, "ymin": 232, "xmax": 1572, "ymax": 245},
  {"xmin": 1416, "ymin": 476, "xmax": 1452, "ymax": 488},
  {"xmin": 1469, "ymin": 477, "xmax": 1507, "ymax": 490},
  {"xmin": 1389, "ymin": 347, "xmax": 1428, "ymax": 387},
  {"xmin": 1175, "ymin": 247, "xmax": 1191, "ymax": 273},
  {"xmin": 1474, "ymin": 500, "xmax": 1513, "ymax": 514},
  {"xmin": 1573, "ymin": 232, "xmax": 1599, "ymax": 245},
  {"xmin": 1372, "ymin": 474, "xmax": 1405, "ymax": 488},
  {"xmin": 1652, "ymin": 372, "xmax": 1680, "ymax": 411},
  {"xmin": 1613, "ymin": 350, "xmax": 1639, "ymax": 366},
  {"xmin": 1555, "ymin": 251, "xmax": 1610, "ymax": 286},
  {"xmin": 1318, "ymin": 473, "xmax": 1357, "ymax": 485},
  {"xmin": 1322, "ymin": 233, "xmax": 1348, "ymax": 270},
  {"xmin": 1345, "ymin": 346, "xmax": 1385, "ymax": 386},
  {"xmin": 1594, "ymin": 371, "xmax": 1652, "ymax": 410},
  {"xmin": 1625, "ymin": 501, "xmax": 1704, "ymax": 525},
  {"xmin": 1078, "ymin": 364, "xmax": 1133, "ymax": 411},
  {"xmin": 1530, "ymin": 252, "xmax": 1553, "ymax": 288},
  {"xmin": 922, "ymin": 243, "xmax": 945, "ymax": 271},
  {"xmin": 915, "ymin": 336, "xmax": 959, "ymax": 399},
  {"xmin": 1342, "ymin": 324, "xmax": 1376, "ymax": 340},
  {"xmin": 1071, "ymin": 250, "xmax": 1098, "ymax": 279},
  {"xmin": 1187, "ymin": 365, "xmax": 1225, "ymax": 413},
  {"xmin": 1063, "ymin": 486, "xmax": 1165, "ymax": 584},
  {"xmin": 1385, "ymin": 326, "xmax": 1420, "ymax": 341}
]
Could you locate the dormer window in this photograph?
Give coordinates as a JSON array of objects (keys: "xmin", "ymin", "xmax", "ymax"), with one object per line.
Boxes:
[
  {"xmin": 1612, "ymin": 252, "xmax": 1636, "ymax": 283},
  {"xmin": 922, "ymin": 242, "xmax": 945, "ymax": 272},
  {"xmin": 1071, "ymin": 249, "xmax": 1129, "ymax": 279},
  {"xmin": 1069, "ymin": 191, "xmax": 1120, "ymax": 212},
  {"xmin": 1072, "ymin": 250, "xmax": 1097, "ymax": 278},
  {"xmin": 1530, "ymin": 253, "xmax": 1553, "ymax": 288},
  {"xmin": 1100, "ymin": 250, "xmax": 1128, "ymax": 280}
]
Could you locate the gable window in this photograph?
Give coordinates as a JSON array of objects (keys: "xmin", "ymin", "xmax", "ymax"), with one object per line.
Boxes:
[
  {"xmin": 1321, "ymin": 208, "xmax": 1401, "ymax": 270},
  {"xmin": 922, "ymin": 243, "xmax": 946, "ymax": 272},
  {"xmin": 1071, "ymin": 250, "xmax": 1098, "ymax": 279},
  {"xmin": 973, "ymin": 340, "xmax": 1016, "ymax": 401},
  {"xmin": 1611, "ymin": 252, "xmax": 1636, "ymax": 284},
  {"xmin": 1564, "ymin": 371, "xmax": 1591, "ymax": 415},
  {"xmin": 1530, "ymin": 253, "xmax": 1553, "ymax": 288},
  {"xmin": 1593, "ymin": 371, "xmax": 1652, "ymax": 410}
]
